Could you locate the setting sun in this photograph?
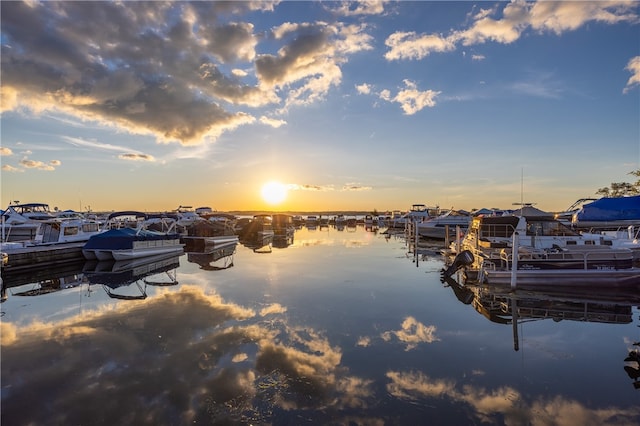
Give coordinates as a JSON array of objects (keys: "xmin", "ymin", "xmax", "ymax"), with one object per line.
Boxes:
[{"xmin": 261, "ymin": 181, "xmax": 288, "ymax": 205}]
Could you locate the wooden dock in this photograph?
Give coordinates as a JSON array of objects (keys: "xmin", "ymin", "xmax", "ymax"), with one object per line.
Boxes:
[{"xmin": 1, "ymin": 242, "xmax": 86, "ymax": 271}]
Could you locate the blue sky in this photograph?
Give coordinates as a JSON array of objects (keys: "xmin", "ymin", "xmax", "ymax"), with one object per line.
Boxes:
[{"xmin": 1, "ymin": 1, "xmax": 639, "ymax": 213}]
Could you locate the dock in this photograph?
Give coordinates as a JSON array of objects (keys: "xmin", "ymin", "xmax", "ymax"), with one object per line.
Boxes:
[{"xmin": 1, "ymin": 242, "xmax": 85, "ymax": 271}]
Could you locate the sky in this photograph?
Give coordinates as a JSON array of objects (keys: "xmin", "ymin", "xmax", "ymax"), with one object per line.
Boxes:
[{"xmin": 1, "ymin": 1, "xmax": 639, "ymax": 214}]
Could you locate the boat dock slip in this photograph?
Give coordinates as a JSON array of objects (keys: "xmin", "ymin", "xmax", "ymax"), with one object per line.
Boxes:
[{"xmin": 1, "ymin": 242, "xmax": 85, "ymax": 270}]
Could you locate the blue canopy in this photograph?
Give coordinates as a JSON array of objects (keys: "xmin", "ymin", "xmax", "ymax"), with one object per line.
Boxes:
[{"xmin": 574, "ymin": 195, "xmax": 640, "ymax": 222}]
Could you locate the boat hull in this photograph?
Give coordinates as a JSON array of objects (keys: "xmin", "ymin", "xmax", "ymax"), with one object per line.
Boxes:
[{"xmin": 481, "ymin": 268, "xmax": 640, "ymax": 287}]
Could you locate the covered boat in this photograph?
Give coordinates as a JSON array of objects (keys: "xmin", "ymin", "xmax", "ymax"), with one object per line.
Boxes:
[
  {"xmin": 572, "ymin": 196, "xmax": 640, "ymax": 229},
  {"xmin": 82, "ymin": 227, "xmax": 183, "ymax": 261}
]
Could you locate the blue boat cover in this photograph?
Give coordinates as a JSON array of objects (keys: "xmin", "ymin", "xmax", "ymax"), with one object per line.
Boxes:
[
  {"xmin": 574, "ymin": 195, "xmax": 640, "ymax": 222},
  {"xmin": 83, "ymin": 228, "xmax": 180, "ymax": 250}
]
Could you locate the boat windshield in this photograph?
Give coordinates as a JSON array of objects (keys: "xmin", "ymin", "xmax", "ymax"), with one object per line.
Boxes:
[{"xmin": 525, "ymin": 219, "xmax": 580, "ymax": 236}]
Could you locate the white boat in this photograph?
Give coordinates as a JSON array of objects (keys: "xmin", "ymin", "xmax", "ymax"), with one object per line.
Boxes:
[
  {"xmin": 174, "ymin": 205, "xmax": 200, "ymax": 229},
  {"xmin": 443, "ymin": 213, "xmax": 640, "ymax": 288},
  {"xmin": 416, "ymin": 209, "xmax": 471, "ymax": 240},
  {"xmin": 1, "ymin": 202, "xmax": 57, "ymax": 242},
  {"xmin": 82, "ymin": 211, "xmax": 184, "ymax": 261},
  {"xmin": 391, "ymin": 204, "xmax": 441, "ymax": 228},
  {"xmin": 1, "ymin": 216, "xmax": 104, "ymax": 268}
]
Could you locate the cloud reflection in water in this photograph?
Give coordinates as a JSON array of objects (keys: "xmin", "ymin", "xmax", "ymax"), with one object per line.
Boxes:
[{"xmin": 2, "ymin": 285, "xmax": 639, "ymax": 424}]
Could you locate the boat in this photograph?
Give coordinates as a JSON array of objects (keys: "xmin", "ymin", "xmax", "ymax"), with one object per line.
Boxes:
[
  {"xmin": 272, "ymin": 214, "xmax": 295, "ymax": 237},
  {"xmin": 1, "ymin": 202, "xmax": 57, "ymax": 242},
  {"xmin": 240, "ymin": 214, "xmax": 274, "ymax": 238},
  {"xmin": 391, "ymin": 204, "xmax": 441, "ymax": 228},
  {"xmin": 364, "ymin": 215, "xmax": 379, "ymax": 228},
  {"xmin": 570, "ymin": 195, "xmax": 640, "ymax": 230},
  {"xmin": 442, "ymin": 212, "xmax": 640, "ymax": 288},
  {"xmin": 345, "ymin": 215, "xmax": 357, "ymax": 228},
  {"xmin": 82, "ymin": 211, "xmax": 184, "ymax": 261},
  {"xmin": 306, "ymin": 215, "xmax": 319, "ymax": 229},
  {"xmin": 181, "ymin": 215, "xmax": 239, "ymax": 248},
  {"xmin": 1, "ymin": 216, "xmax": 104, "ymax": 269},
  {"xmin": 416, "ymin": 209, "xmax": 471, "ymax": 240}
]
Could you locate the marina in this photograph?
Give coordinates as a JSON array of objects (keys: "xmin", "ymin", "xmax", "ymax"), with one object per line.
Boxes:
[
  {"xmin": 2, "ymin": 2, "xmax": 638, "ymax": 424},
  {"xmin": 2, "ymin": 222, "xmax": 639, "ymax": 424}
]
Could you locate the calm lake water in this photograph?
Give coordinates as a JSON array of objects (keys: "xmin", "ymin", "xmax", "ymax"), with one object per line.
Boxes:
[{"xmin": 2, "ymin": 225, "xmax": 639, "ymax": 425}]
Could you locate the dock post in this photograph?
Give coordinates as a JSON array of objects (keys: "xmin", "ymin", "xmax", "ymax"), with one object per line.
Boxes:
[
  {"xmin": 414, "ymin": 219, "xmax": 419, "ymax": 267},
  {"xmin": 444, "ymin": 225, "xmax": 450, "ymax": 248},
  {"xmin": 510, "ymin": 231, "xmax": 519, "ymax": 289},
  {"xmin": 511, "ymin": 297, "xmax": 519, "ymax": 351}
]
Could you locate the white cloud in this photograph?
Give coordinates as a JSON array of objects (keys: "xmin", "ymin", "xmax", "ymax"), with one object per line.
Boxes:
[
  {"xmin": 118, "ymin": 153, "xmax": 155, "ymax": 162},
  {"xmin": 355, "ymin": 83, "xmax": 372, "ymax": 95},
  {"xmin": 326, "ymin": 0, "xmax": 389, "ymax": 17},
  {"xmin": 380, "ymin": 80, "xmax": 440, "ymax": 115},
  {"xmin": 259, "ymin": 116, "xmax": 287, "ymax": 128},
  {"xmin": 384, "ymin": 32, "xmax": 456, "ymax": 61},
  {"xmin": 1, "ymin": 164, "xmax": 23, "ymax": 172},
  {"xmin": 19, "ymin": 158, "xmax": 57, "ymax": 171},
  {"xmin": 0, "ymin": 147, "xmax": 14, "ymax": 156},
  {"xmin": 623, "ymin": 56, "xmax": 640, "ymax": 94}
]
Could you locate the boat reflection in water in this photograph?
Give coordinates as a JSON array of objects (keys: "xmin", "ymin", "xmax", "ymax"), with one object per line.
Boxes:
[
  {"xmin": 443, "ymin": 277, "xmax": 640, "ymax": 390},
  {"xmin": 83, "ymin": 253, "xmax": 180, "ymax": 300},
  {"xmin": 241, "ymin": 233, "xmax": 273, "ymax": 253},
  {"xmin": 185, "ymin": 240, "xmax": 236, "ymax": 271}
]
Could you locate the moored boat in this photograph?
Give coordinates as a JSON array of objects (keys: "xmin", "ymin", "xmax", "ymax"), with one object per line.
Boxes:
[
  {"xmin": 1, "ymin": 202, "xmax": 57, "ymax": 242},
  {"xmin": 416, "ymin": 209, "xmax": 471, "ymax": 240},
  {"xmin": 443, "ymin": 213, "xmax": 640, "ymax": 288},
  {"xmin": 82, "ymin": 211, "xmax": 183, "ymax": 261}
]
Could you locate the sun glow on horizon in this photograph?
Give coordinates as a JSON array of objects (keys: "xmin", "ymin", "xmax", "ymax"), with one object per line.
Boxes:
[{"xmin": 260, "ymin": 181, "xmax": 288, "ymax": 205}]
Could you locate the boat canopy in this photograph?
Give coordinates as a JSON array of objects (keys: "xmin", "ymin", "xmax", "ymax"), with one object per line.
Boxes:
[{"xmin": 574, "ymin": 196, "xmax": 640, "ymax": 222}]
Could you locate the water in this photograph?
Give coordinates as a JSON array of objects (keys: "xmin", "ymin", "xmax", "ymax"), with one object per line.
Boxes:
[{"xmin": 2, "ymin": 226, "xmax": 639, "ymax": 425}]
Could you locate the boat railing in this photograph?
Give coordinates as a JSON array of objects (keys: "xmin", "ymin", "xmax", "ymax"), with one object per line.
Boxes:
[
  {"xmin": 498, "ymin": 247, "xmax": 633, "ymax": 270},
  {"xmin": 478, "ymin": 223, "xmax": 516, "ymax": 239}
]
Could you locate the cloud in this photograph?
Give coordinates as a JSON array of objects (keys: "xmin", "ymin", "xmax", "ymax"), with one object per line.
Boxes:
[
  {"xmin": 355, "ymin": 83, "xmax": 372, "ymax": 95},
  {"xmin": 18, "ymin": 157, "xmax": 61, "ymax": 171},
  {"xmin": 509, "ymin": 70, "xmax": 564, "ymax": 99},
  {"xmin": 256, "ymin": 21, "xmax": 373, "ymax": 111},
  {"xmin": 118, "ymin": 153, "xmax": 155, "ymax": 162},
  {"xmin": 623, "ymin": 56, "xmax": 640, "ymax": 94},
  {"xmin": 1, "ymin": 164, "xmax": 23, "ymax": 172},
  {"xmin": 0, "ymin": 2, "xmax": 371, "ymax": 145},
  {"xmin": 342, "ymin": 184, "xmax": 372, "ymax": 191},
  {"xmin": 385, "ymin": 32, "xmax": 456, "ymax": 61},
  {"xmin": 259, "ymin": 116, "xmax": 287, "ymax": 128},
  {"xmin": 0, "ymin": 147, "xmax": 13, "ymax": 156},
  {"xmin": 288, "ymin": 183, "xmax": 335, "ymax": 192},
  {"xmin": 326, "ymin": 0, "xmax": 389, "ymax": 17},
  {"xmin": 380, "ymin": 80, "xmax": 440, "ymax": 115},
  {"xmin": 472, "ymin": 54, "xmax": 486, "ymax": 61},
  {"xmin": 385, "ymin": 2, "xmax": 638, "ymax": 59},
  {"xmin": 62, "ymin": 136, "xmax": 156, "ymax": 161}
]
